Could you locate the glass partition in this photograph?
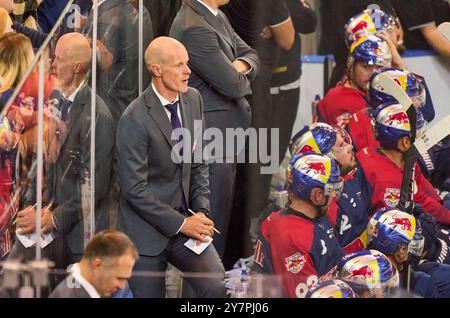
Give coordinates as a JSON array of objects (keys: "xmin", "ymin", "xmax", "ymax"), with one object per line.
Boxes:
[{"xmin": 0, "ymin": 0, "xmax": 154, "ymax": 298}]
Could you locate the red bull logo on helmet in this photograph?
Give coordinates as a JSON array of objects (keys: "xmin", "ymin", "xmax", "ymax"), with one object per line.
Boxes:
[
  {"xmin": 294, "ymin": 132, "xmax": 321, "ymax": 155},
  {"xmin": 300, "ymin": 144, "xmax": 315, "ymax": 154},
  {"xmin": 305, "ymin": 161, "xmax": 327, "ymax": 176},
  {"xmin": 392, "ymin": 74, "xmax": 407, "ymax": 92},
  {"xmin": 385, "ymin": 111, "xmax": 410, "ymax": 129},
  {"xmin": 351, "ymin": 265, "xmax": 374, "ymax": 279},
  {"xmin": 352, "ymin": 20, "xmax": 369, "ymax": 35},
  {"xmin": 389, "ymin": 217, "xmax": 413, "ymax": 232},
  {"xmin": 295, "ymin": 155, "xmax": 331, "ymax": 183}
]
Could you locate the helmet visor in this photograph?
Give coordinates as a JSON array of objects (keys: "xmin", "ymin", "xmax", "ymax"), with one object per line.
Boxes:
[
  {"xmin": 324, "ymin": 177, "xmax": 344, "ymax": 199},
  {"xmin": 408, "ymin": 233, "xmax": 425, "ymax": 257}
]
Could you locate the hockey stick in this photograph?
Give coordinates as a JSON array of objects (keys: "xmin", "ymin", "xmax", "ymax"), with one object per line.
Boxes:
[
  {"xmin": 373, "ymin": 72, "xmax": 419, "ymax": 294},
  {"xmin": 400, "ymin": 115, "xmax": 450, "ymax": 293},
  {"xmin": 371, "ymin": 72, "xmax": 417, "ymax": 140},
  {"xmin": 398, "ymin": 115, "xmax": 450, "ymax": 206},
  {"xmin": 437, "ymin": 22, "xmax": 450, "ymax": 41},
  {"xmin": 372, "ymin": 72, "xmax": 417, "ymax": 206},
  {"xmin": 371, "ymin": 73, "xmax": 415, "ymax": 112}
]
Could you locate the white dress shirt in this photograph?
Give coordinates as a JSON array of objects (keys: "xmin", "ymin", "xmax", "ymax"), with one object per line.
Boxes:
[{"xmin": 69, "ymin": 263, "xmax": 101, "ymax": 298}]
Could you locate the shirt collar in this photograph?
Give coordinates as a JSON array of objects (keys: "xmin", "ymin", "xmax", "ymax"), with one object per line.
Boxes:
[
  {"xmin": 197, "ymin": 0, "xmax": 218, "ymax": 16},
  {"xmin": 284, "ymin": 207, "xmax": 320, "ymax": 222},
  {"xmin": 63, "ymin": 80, "xmax": 85, "ymax": 102},
  {"xmin": 151, "ymin": 82, "xmax": 179, "ymax": 106},
  {"xmin": 69, "ymin": 263, "xmax": 101, "ymax": 298}
]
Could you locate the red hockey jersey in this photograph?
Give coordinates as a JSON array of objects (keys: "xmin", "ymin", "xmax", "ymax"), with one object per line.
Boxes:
[
  {"xmin": 255, "ymin": 208, "xmax": 344, "ymax": 298},
  {"xmin": 317, "ymin": 85, "xmax": 367, "ymax": 126},
  {"xmin": 357, "ymin": 147, "xmax": 450, "ymax": 225}
]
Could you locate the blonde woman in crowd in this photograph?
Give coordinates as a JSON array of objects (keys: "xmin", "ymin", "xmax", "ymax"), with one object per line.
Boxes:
[
  {"xmin": 0, "ymin": 32, "xmax": 35, "ymax": 258},
  {"xmin": 0, "ymin": 31, "xmax": 60, "ymax": 260},
  {"xmin": 0, "ymin": 7, "xmax": 12, "ymax": 34},
  {"xmin": 0, "ymin": 32, "xmax": 35, "ymax": 99}
]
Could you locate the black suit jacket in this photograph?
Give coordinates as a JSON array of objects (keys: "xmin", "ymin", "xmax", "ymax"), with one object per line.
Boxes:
[{"xmin": 170, "ymin": 0, "xmax": 260, "ymax": 159}]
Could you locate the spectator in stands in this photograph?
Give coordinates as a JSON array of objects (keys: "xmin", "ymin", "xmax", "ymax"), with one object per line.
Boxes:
[
  {"xmin": 0, "ymin": 32, "xmax": 34, "ymax": 259},
  {"xmin": 0, "ymin": 5, "xmax": 13, "ymax": 34},
  {"xmin": 11, "ymin": 0, "xmax": 41, "ymax": 30},
  {"xmin": 0, "ymin": 32, "xmax": 34, "ymax": 102}
]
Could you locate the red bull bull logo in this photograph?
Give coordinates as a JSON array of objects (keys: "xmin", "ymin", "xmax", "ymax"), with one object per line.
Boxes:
[
  {"xmin": 386, "ymin": 112, "xmax": 409, "ymax": 125},
  {"xmin": 352, "ymin": 21, "xmax": 369, "ymax": 34},
  {"xmin": 351, "ymin": 265, "xmax": 374, "ymax": 279},
  {"xmin": 389, "ymin": 217, "xmax": 412, "ymax": 232},
  {"xmin": 300, "ymin": 144, "xmax": 315, "ymax": 153},
  {"xmin": 305, "ymin": 161, "xmax": 327, "ymax": 176}
]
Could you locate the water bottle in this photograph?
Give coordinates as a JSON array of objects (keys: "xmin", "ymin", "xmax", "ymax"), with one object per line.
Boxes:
[
  {"xmin": 232, "ymin": 264, "xmax": 250, "ymax": 298},
  {"xmin": 311, "ymin": 94, "xmax": 321, "ymax": 122}
]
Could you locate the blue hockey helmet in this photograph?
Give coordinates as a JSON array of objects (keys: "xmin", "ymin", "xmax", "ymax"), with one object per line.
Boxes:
[
  {"xmin": 373, "ymin": 102, "xmax": 411, "ymax": 149},
  {"xmin": 289, "ymin": 123, "xmax": 337, "ymax": 157},
  {"xmin": 306, "ymin": 279, "xmax": 358, "ymax": 298},
  {"xmin": 369, "ymin": 68, "xmax": 421, "ymax": 108},
  {"xmin": 337, "ymin": 249, "xmax": 399, "ymax": 297},
  {"xmin": 367, "ymin": 207, "xmax": 424, "ymax": 257},
  {"xmin": 348, "ymin": 34, "xmax": 392, "ymax": 68},
  {"xmin": 345, "ymin": 8, "xmax": 396, "ymax": 48},
  {"xmin": 287, "ymin": 153, "xmax": 343, "ymax": 200}
]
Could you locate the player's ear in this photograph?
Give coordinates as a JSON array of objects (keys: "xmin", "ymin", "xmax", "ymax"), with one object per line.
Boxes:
[
  {"xmin": 398, "ymin": 135, "xmax": 410, "ymax": 151},
  {"xmin": 310, "ymin": 187, "xmax": 324, "ymax": 205}
]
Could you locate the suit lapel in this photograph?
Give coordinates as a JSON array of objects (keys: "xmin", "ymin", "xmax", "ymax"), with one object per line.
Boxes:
[
  {"xmin": 59, "ymin": 85, "xmax": 87, "ymax": 149},
  {"xmin": 144, "ymin": 87, "xmax": 177, "ymax": 149},
  {"xmin": 179, "ymin": 92, "xmax": 193, "ymax": 151},
  {"xmin": 184, "ymin": 0, "xmax": 236, "ymax": 54}
]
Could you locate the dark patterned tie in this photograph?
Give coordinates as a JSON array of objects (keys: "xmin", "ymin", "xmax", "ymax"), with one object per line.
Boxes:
[
  {"xmin": 59, "ymin": 97, "xmax": 72, "ymax": 122},
  {"xmin": 165, "ymin": 101, "xmax": 183, "ymax": 156},
  {"xmin": 164, "ymin": 101, "xmax": 187, "ymax": 212}
]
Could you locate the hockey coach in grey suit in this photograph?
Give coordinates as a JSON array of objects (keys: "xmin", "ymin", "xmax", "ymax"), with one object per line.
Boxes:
[{"xmin": 116, "ymin": 37, "xmax": 226, "ymax": 298}]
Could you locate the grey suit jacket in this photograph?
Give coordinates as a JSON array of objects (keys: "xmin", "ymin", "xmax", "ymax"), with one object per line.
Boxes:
[
  {"xmin": 40, "ymin": 85, "xmax": 115, "ymax": 256},
  {"xmin": 170, "ymin": 0, "xmax": 260, "ymax": 142},
  {"xmin": 83, "ymin": 0, "xmax": 153, "ymax": 122},
  {"xmin": 116, "ymin": 86, "xmax": 210, "ymax": 256},
  {"xmin": 49, "ymin": 274, "xmax": 91, "ymax": 298}
]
